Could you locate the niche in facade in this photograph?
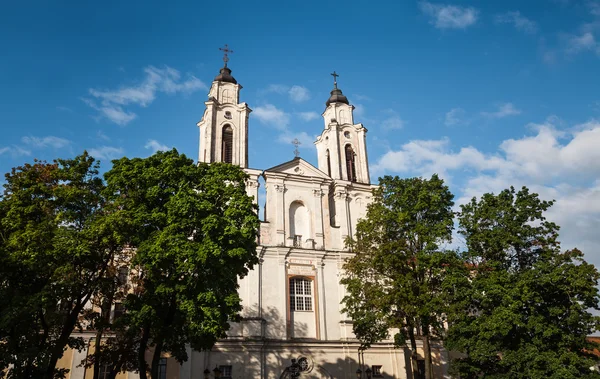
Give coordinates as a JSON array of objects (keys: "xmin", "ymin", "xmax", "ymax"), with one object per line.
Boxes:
[{"xmin": 289, "ymin": 201, "xmax": 310, "ymax": 248}]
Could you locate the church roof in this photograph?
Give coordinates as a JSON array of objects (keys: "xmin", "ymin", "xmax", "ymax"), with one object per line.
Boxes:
[
  {"xmin": 326, "ymin": 87, "xmax": 349, "ymax": 106},
  {"xmin": 214, "ymin": 66, "xmax": 237, "ymax": 84},
  {"xmin": 264, "ymin": 157, "xmax": 332, "ymax": 181}
]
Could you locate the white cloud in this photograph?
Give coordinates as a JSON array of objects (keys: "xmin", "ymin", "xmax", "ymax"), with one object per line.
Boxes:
[
  {"xmin": 96, "ymin": 130, "xmax": 110, "ymax": 141},
  {"xmin": 276, "ymin": 131, "xmax": 315, "ymax": 150},
  {"xmin": 370, "ymin": 118, "xmax": 600, "ymax": 266},
  {"xmin": 297, "ymin": 111, "xmax": 320, "ymax": 121},
  {"xmin": 566, "ymin": 32, "xmax": 598, "ymax": 53},
  {"xmin": 481, "ymin": 103, "xmax": 521, "ymax": 118},
  {"xmin": 262, "ymin": 84, "xmax": 311, "ymax": 103},
  {"xmin": 145, "ymin": 139, "xmax": 169, "ymax": 153},
  {"xmin": 445, "ymin": 108, "xmax": 466, "ymax": 126},
  {"xmin": 419, "ymin": 1, "xmax": 479, "ymax": 29},
  {"xmin": 56, "ymin": 106, "xmax": 73, "ymax": 113},
  {"xmin": 382, "ymin": 115, "xmax": 405, "ymax": 130},
  {"xmin": 84, "ymin": 66, "xmax": 206, "ymax": 125},
  {"xmin": 353, "ymin": 94, "xmax": 372, "ymax": 101},
  {"xmin": 0, "ymin": 146, "xmax": 31, "ymax": 158},
  {"xmin": 253, "ymin": 104, "xmax": 290, "ymax": 130},
  {"xmin": 589, "ymin": 1, "xmax": 600, "ymax": 16},
  {"xmin": 21, "ymin": 136, "xmax": 71, "ymax": 149},
  {"xmin": 263, "ymin": 84, "xmax": 288, "ymax": 94},
  {"xmin": 495, "ymin": 11, "xmax": 538, "ymax": 34},
  {"xmin": 288, "ymin": 85, "xmax": 310, "ymax": 102},
  {"xmin": 88, "ymin": 146, "xmax": 124, "ymax": 161}
]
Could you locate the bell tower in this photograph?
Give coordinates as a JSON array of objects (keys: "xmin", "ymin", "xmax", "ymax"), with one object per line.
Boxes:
[
  {"xmin": 197, "ymin": 45, "xmax": 251, "ymax": 167},
  {"xmin": 314, "ymin": 72, "xmax": 370, "ymax": 184}
]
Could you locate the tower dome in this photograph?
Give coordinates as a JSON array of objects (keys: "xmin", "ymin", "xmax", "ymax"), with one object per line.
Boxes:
[{"xmin": 325, "ymin": 71, "xmax": 349, "ymax": 106}]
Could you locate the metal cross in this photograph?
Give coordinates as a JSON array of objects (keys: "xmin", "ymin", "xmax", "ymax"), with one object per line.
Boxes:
[
  {"xmin": 292, "ymin": 138, "xmax": 301, "ymax": 158},
  {"xmin": 330, "ymin": 71, "xmax": 339, "ymax": 88},
  {"xmin": 219, "ymin": 44, "xmax": 233, "ymax": 66}
]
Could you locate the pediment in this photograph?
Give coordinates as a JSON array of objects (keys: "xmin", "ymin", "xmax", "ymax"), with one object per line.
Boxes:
[{"xmin": 264, "ymin": 157, "xmax": 331, "ymax": 180}]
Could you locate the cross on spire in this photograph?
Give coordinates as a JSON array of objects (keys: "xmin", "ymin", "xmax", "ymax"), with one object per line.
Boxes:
[
  {"xmin": 219, "ymin": 44, "xmax": 233, "ymax": 67},
  {"xmin": 292, "ymin": 138, "xmax": 301, "ymax": 158},
  {"xmin": 330, "ymin": 71, "xmax": 339, "ymax": 89}
]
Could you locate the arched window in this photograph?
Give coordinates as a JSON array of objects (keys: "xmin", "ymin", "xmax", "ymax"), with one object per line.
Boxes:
[
  {"xmin": 345, "ymin": 144, "xmax": 357, "ymax": 182},
  {"xmin": 222, "ymin": 125, "xmax": 233, "ymax": 163},
  {"xmin": 289, "ymin": 277, "xmax": 313, "ymax": 311},
  {"xmin": 289, "ymin": 201, "xmax": 309, "ymax": 247},
  {"xmin": 326, "ymin": 149, "xmax": 331, "ymax": 177}
]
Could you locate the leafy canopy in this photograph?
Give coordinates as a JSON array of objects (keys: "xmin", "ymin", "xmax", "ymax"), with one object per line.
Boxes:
[
  {"xmin": 101, "ymin": 149, "xmax": 260, "ymax": 379},
  {"xmin": 447, "ymin": 186, "xmax": 600, "ymax": 379}
]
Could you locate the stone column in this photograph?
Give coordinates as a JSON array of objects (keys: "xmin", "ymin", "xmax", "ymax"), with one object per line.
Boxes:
[
  {"xmin": 312, "ymin": 188, "xmax": 325, "ymax": 249},
  {"xmin": 317, "ymin": 259, "xmax": 328, "ymax": 340},
  {"xmin": 274, "ymin": 183, "xmax": 286, "ymax": 246},
  {"xmin": 334, "ymin": 188, "xmax": 350, "ymax": 245}
]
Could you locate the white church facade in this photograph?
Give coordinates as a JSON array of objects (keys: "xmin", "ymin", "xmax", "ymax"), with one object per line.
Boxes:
[{"xmin": 185, "ymin": 58, "xmax": 450, "ymax": 379}]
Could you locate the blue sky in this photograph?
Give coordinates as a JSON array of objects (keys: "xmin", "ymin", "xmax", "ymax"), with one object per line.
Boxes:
[{"xmin": 1, "ymin": 0, "xmax": 600, "ymax": 265}]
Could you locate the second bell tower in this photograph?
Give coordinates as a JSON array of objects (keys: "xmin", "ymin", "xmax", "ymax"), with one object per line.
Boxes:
[{"xmin": 197, "ymin": 45, "xmax": 251, "ymax": 168}]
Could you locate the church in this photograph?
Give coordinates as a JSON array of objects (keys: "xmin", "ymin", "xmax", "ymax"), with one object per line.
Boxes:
[
  {"xmin": 57, "ymin": 52, "xmax": 449, "ymax": 379},
  {"xmin": 185, "ymin": 52, "xmax": 450, "ymax": 379}
]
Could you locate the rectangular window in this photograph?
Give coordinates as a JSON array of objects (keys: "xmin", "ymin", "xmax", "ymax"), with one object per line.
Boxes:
[
  {"xmin": 99, "ymin": 363, "xmax": 110, "ymax": 379},
  {"xmin": 113, "ymin": 302, "xmax": 125, "ymax": 322},
  {"xmin": 417, "ymin": 360, "xmax": 425, "ymax": 379},
  {"xmin": 219, "ymin": 365, "xmax": 232, "ymax": 379},
  {"xmin": 289, "ymin": 277, "xmax": 313, "ymax": 312},
  {"xmin": 158, "ymin": 358, "xmax": 167, "ymax": 379},
  {"xmin": 372, "ymin": 365, "xmax": 383, "ymax": 377},
  {"xmin": 117, "ymin": 266, "xmax": 129, "ymax": 285}
]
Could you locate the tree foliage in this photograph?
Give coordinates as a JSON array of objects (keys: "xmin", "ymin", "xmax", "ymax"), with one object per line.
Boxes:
[
  {"xmin": 341, "ymin": 174, "xmax": 459, "ymax": 379},
  {"xmin": 0, "ymin": 153, "xmax": 124, "ymax": 379},
  {"xmin": 0, "ymin": 149, "xmax": 259, "ymax": 379},
  {"xmin": 447, "ymin": 186, "xmax": 600, "ymax": 379},
  {"xmin": 100, "ymin": 149, "xmax": 260, "ymax": 379}
]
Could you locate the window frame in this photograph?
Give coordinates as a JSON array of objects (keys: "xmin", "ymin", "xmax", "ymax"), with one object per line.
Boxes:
[
  {"xmin": 221, "ymin": 124, "xmax": 234, "ymax": 163},
  {"xmin": 345, "ymin": 144, "xmax": 357, "ymax": 182},
  {"xmin": 219, "ymin": 365, "xmax": 233, "ymax": 379},
  {"xmin": 289, "ymin": 276, "xmax": 314, "ymax": 312}
]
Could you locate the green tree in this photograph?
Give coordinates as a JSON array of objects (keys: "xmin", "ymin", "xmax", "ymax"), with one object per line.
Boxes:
[
  {"xmin": 341, "ymin": 174, "xmax": 459, "ymax": 379},
  {"xmin": 0, "ymin": 153, "xmax": 124, "ymax": 379},
  {"xmin": 102, "ymin": 149, "xmax": 259, "ymax": 379},
  {"xmin": 447, "ymin": 186, "xmax": 600, "ymax": 379}
]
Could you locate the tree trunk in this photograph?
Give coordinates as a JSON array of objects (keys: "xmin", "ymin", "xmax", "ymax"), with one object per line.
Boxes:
[
  {"xmin": 93, "ymin": 328, "xmax": 103, "ymax": 379},
  {"xmin": 44, "ymin": 303, "xmax": 83, "ymax": 379},
  {"xmin": 406, "ymin": 320, "xmax": 420, "ymax": 379},
  {"xmin": 150, "ymin": 337, "xmax": 165, "ymax": 379},
  {"xmin": 423, "ymin": 332, "xmax": 433, "ymax": 379},
  {"xmin": 138, "ymin": 324, "xmax": 150, "ymax": 379}
]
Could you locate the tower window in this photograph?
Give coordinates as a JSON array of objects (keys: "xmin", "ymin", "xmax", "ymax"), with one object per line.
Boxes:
[
  {"xmin": 345, "ymin": 144, "xmax": 357, "ymax": 182},
  {"xmin": 222, "ymin": 125, "xmax": 233, "ymax": 163},
  {"xmin": 289, "ymin": 277, "xmax": 313, "ymax": 312},
  {"xmin": 224, "ymin": 111, "xmax": 232, "ymax": 119},
  {"xmin": 326, "ymin": 149, "xmax": 331, "ymax": 177}
]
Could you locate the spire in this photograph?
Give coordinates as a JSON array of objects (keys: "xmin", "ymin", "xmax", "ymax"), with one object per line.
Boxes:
[
  {"xmin": 326, "ymin": 70, "xmax": 349, "ymax": 106},
  {"xmin": 214, "ymin": 44, "xmax": 237, "ymax": 84}
]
